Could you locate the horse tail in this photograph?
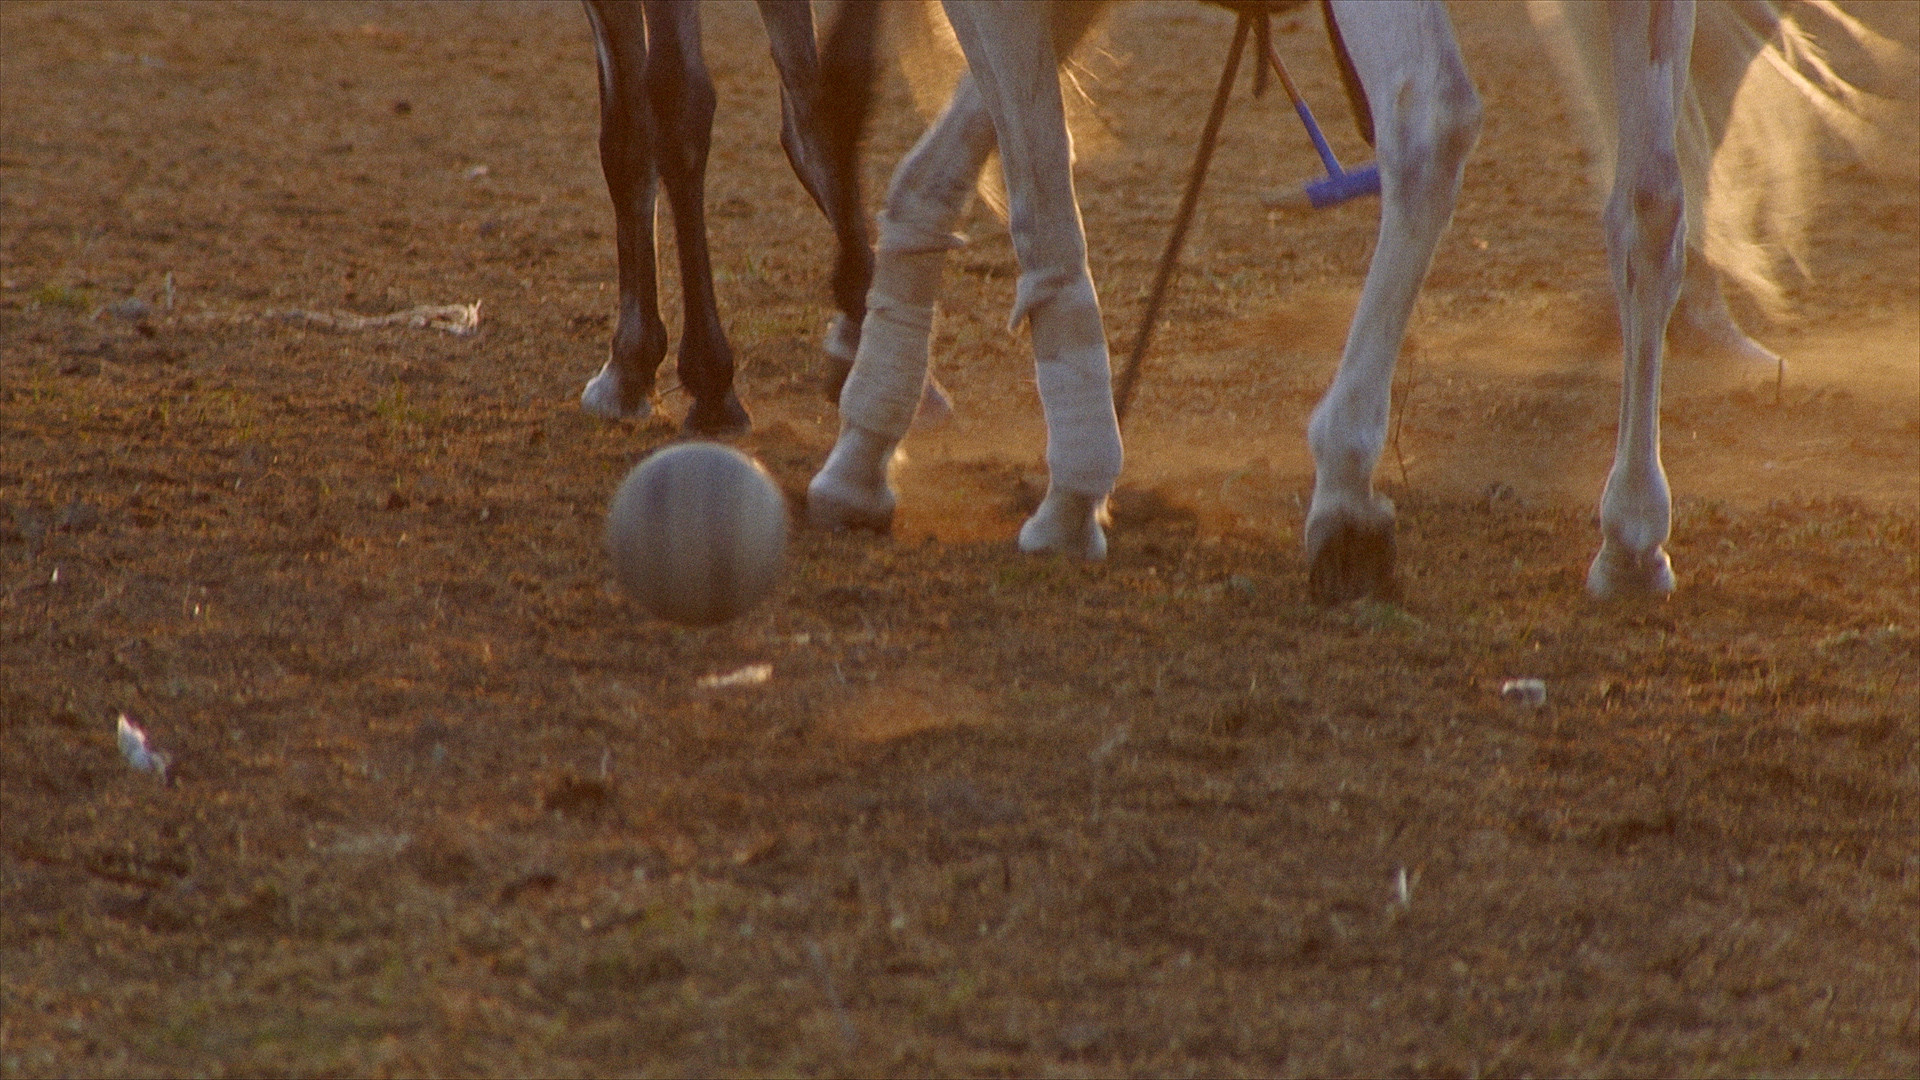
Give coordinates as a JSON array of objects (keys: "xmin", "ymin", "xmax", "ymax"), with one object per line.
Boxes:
[{"xmin": 1529, "ymin": 0, "xmax": 1916, "ymax": 318}]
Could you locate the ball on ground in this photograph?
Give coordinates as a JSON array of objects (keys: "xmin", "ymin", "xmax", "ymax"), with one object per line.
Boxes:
[{"xmin": 606, "ymin": 442, "xmax": 788, "ymax": 626}]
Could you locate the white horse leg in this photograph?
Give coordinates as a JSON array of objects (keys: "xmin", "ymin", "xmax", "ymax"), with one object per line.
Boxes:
[
  {"xmin": 945, "ymin": 0, "xmax": 1120, "ymax": 558},
  {"xmin": 811, "ymin": 1, "xmax": 1119, "ymax": 555},
  {"xmin": 808, "ymin": 75, "xmax": 997, "ymax": 531},
  {"xmin": 1588, "ymin": 1, "xmax": 1692, "ymax": 599},
  {"xmin": 1530, "ymin": 0, "xmax": 1777, "ymax": 370},
  {"xmin": 1306, "ymin": 1, "xmax": 1481, "ymax": 602}
]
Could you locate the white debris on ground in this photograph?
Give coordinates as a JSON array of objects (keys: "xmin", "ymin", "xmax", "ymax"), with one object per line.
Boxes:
[
  {"xmin": 270, "ymin": 301, "xmax": 482, "ymax": 336},
  {"xmin": 697, "ymin": 663, "xmax": 772, "ymax": 690},
  {"xmin": 1500, "ymin": 678, "xmax": 1548, "ymax": 707},
  {"xmin": 166, "ymin": 300, "xmax": 484, "ymax": 336},
  {"xmin": 115, "ymin": 712, "xmax": 171, "ymax": 782}
]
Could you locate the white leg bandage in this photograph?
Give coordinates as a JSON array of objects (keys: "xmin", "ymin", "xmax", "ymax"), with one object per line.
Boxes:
[
  {"xmin": 837, "ymin": 212, "xmax": 964, "ymax": 441},
  {"xmin": 1022, "ymin": 273, "xmax": 1122, "ymax": 497}
]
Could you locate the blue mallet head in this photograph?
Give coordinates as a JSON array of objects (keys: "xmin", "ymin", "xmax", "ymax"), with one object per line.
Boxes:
[
  {"xmin": 1304, "ymin": 163, "xmax": 1380, "ymax": 209},
  {"xmin": 1263, "ymin": 162, "xmax": 1380, "ymax": 211}
]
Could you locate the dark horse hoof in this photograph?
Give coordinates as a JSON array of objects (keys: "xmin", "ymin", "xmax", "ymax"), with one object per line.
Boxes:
[
  {"xmin": 682, "ymin": 393, "xmax": 752, "ymax": 438},
  {"xmin": 1308, "ymin": 520, "xmax": 1400, "ymax": 605},
  {"xmin": 822, "ymin": 356, "xmax": 853, "ymax": 405}
]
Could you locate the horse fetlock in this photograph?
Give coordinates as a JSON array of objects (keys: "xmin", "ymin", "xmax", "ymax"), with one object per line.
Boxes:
[
  {"xmin": 824, "ymin": 312, "xmax": 861, "ymax": 366},
  {"xmin": 840, "ymin": 301, "xmax": 937, "ymax": 439},
  {"xmin": 1028, "ymin": 290, "xmax": 1123, "ymax": 497},
  {"xmin": 1598, "ymin": 472, "xmax": 1671, "ymax": 550},
  {"xmin": 1307, "ymin": 406, "xmax": 1388, "ymax": 489},
  {"xmin": 823, "ymin": 354, "xmax": 854, "ymax": 405},
  {"xmin": 1018, "ymin": 488, "xmax": 1109, "ymax": 560},
  {"xmin": 823, "ymin": 311, "xmax": 863, "ymax": 403}
]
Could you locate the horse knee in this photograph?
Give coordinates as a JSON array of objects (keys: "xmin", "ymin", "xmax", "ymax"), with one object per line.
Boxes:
[
  {"xmin": 645, "ymin": 44, "xmax": 716, "ymax": 179},
  {"xmin": 1381, "ymin": 62, "xmax": 1480, "ymax": 199},
  {"xmin": 1606, "ymin": 149, "xmax": 1685, "ymax": 276},
  {"xmin": 1429, "ymin": 70, "xmax": 1482, "ymax": 167}
]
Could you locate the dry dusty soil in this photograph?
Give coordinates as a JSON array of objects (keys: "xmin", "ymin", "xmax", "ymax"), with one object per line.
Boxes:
[{"xmin": 3, "ymin": 2, "xmax": 1917, "ymax": 1076}]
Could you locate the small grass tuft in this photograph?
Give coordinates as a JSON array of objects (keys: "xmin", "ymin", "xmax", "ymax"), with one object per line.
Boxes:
[{"xmin": 31, "ymin": 283, "xmax": 94, "ymax": 313}]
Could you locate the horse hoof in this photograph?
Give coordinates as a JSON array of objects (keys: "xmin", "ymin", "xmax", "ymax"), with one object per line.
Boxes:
[
  {"xmin": 806, "ymin": 474, "xmax": 895, "ymax": 533},
  {"xmin": 1585, "ymin": 542, "xmax": 1675, "ymax": 600},
  {"xmin": 1669, "ymin": 282, "xmax": 1780, "ymax": 368},
  {"xmin": 1018, "ymin": 490, "xmax": 1108, "ymax": 560},
  {"xmin": 581, "ymin": 362, "xmax": 655, "ymax": 422},
  {"xmin": 1669, "ymin": 312, "xmax": 1780, "ymax": 368},
  {"xmin": 683, "ymin": 393, "xmax": 751, "ymax": 438},
  {"xmin": 1307, "ymin": 519, "xmax": 1399, "ymax": 605}
]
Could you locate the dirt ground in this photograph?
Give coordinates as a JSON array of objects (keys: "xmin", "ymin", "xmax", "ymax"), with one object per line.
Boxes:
[{"xmin": 3, "ymin": 1, "xmax": 1916, "ymax": 1076}]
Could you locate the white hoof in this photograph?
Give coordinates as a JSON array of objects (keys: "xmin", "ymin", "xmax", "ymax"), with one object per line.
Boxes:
[
  {"xmin": 1586, "ymin": 542, "xmax": 1675, "ymax": 599},
  {"xmin": 1018, "ymin": 488, "xmax": 1109, "ymax": 560},
  {"xmin": 1671, "ymin": 268, "xmax": 1780, "ymax": 369},
  {"xmin": 807, "ymin": 425, "xmax": 899, "ymax": 532},
  {"xmin": 1669, "ymin": 309, "xmax": 1781, "ymax": 368},
  {"xmin": 912, "ymin": 376, "xmax": 954, "ymax": 431},
  {"xmin": 581, "ymin": 361, "xmax": 654, "ymax": 422}
]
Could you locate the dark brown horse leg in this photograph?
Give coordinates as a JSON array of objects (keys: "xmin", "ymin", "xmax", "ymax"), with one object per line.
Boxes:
[
  {"xmin": 582, "ymin": 0, "xmax": 668, "ymax": 421},
  {"xmin": 758, "ymin": 0, "xmax": 877, "ymax": 401},
  {"xmin": 644, "ymin": 0, "xmax": 748, "ymax": 436}
]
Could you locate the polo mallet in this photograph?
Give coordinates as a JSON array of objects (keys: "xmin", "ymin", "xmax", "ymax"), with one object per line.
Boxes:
[
  {"xmin": 1112, "ymin": 12, "xmax": 1252, "ymax": 427},
  {"xmin": 1114, "ymin": 8, "xmax": 1379, "ymax": 427},
  {"xmin": 1258, "ymin": 33, "xmax": 1380, "ymax": 210}
]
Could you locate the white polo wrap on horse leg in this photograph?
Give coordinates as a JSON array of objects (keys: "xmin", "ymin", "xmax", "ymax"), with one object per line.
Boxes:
[
  {"xmin": 809, "ymin": 68, "xmax": 998, "ymax": 533},
  {"xmin": 1014, "ymin": 271, "xmax": 1122, "ymax": 498},
  {"xmin": 837, "ymin": 212, "xmax": 962, "ymax": 440},
  {"xmin": 810, "ymin": 215, "xmax": 963, "ymax": 532},
  {"xmin": 1013, "ymin": 270, "xmax": 1122, "ymax": 559}
]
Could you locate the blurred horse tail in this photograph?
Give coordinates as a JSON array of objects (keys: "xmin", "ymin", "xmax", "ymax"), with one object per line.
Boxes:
[{"xmin": 1530, "ymin": 0, "xmax": 1917, "ymax": 328}]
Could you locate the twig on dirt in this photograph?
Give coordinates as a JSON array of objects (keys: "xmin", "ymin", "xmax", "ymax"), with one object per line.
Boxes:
[
  {"xmin": 1389, "ymin": 344, "xmax": 1422, "ymax": 491},
  {"xmin": 173, "ymin": 300, "xmax": 483, "ymax": 336},
  {"xmin": 1090, "ymin": 725, "xmax": 1131, "ymax": 763},
  {"xmin": 1089, "ymin": 724, "xmax": 1130, "ymax": 823},
  {"xmin": 806, "ymin": 940, "xmax": 858, "ymax": 1050},
  {"xmin": 271, "ymin": 301, "xmax": 482, "ymax": 336}
]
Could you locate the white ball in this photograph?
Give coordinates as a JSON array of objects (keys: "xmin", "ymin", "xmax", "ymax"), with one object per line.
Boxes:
[{"xmin": 606, "ymin": 442, "xmax": 788, "ymax": 626}]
